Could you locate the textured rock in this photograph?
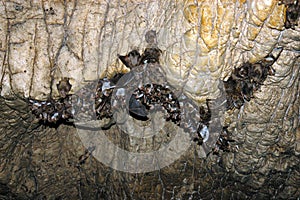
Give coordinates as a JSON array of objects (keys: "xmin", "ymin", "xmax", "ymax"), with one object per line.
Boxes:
[
  {"xmin": 0, "ymin": 0, "xmax": 299, "ymax": 199},
  {"xmin": 0, "ymin": 0, "xmax": 288, "ymax": 102}
]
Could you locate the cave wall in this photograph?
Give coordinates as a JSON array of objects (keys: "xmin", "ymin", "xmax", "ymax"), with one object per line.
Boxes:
[{"xmin": 0, "ymin": 0, "xmax": 299, "ymax": 199}]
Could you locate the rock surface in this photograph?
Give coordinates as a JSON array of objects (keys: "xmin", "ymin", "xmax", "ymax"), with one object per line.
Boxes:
[{"xmin": 0, "ymin": 0, "xmax": 299, "ymax": 199}]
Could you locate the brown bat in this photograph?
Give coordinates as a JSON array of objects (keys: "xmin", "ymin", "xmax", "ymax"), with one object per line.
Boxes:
[{"xmin": 57, "ymin": 77, "xmax": 72, "ymax": 98}]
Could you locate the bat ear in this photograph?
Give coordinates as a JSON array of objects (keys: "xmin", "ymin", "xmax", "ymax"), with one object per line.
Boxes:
[
  {"xmin": 128, "ymin": 95, "xmax": 149, "ymax": 121},
  {"xmin": 118, "ymin": 54, "xmax": 132, "ymax": 68},
  {"xmin": 118, "ymin": 50, "xmax": 141, "ymax": 69}
]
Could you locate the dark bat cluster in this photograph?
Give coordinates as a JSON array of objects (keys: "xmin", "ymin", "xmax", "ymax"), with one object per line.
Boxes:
[
  {"xmin": 29, "ymin": 98, "xmax": 73, "ymax": 124},
  {"xmin": 29, "ymin": 78, "xmax": 74, "ymax": 124},
  {"xmin": 29, "ymin": 30, "xmax": 242, "ymax": 155},
  {"xmin": 29, "ymin": 74, "xmax": 125, "ymax": 125},
  {"xmin": 118, "ymin": 48, "xmax": 162, "ymax": 69},
  {"xmin": 94, "ymin": 74, "xmax": 124, "ymax": 120},
  {"xmin": 194, "ymin": 99, "xmax": 211, "ymax": 145},
  {"xmin": 28, "ymin": 46, "xmax": 164, "ymax": 125},
  {"xmin": 119, "ymin": 47, "xmax": 235, "ymax": 154},
  {"xmin": 223, "ymin": 54, "xmax": 277, "ymax": 109},
  {"xmin": 218, "ymin": 52, "xmax": 281, "ymax": 154},
  {"xmin": 212, "ymin": 126, "xmax": 235, "ymax": 155},
  {"xmin": 130, "ymin": 83, "xmax": 181, "ymax": 124},
  {"xmin": 28, "ymin": 46, "xmax": 233, "ymax": 155},
  {"xmin": 279, "ymin": 0, "xmax": 300, "ymax": 29}
]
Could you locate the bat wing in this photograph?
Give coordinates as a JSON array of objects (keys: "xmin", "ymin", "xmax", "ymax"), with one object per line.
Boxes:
[{"xmin": 128, "ymin": 95, "xmax": 149, "ymax": 121}]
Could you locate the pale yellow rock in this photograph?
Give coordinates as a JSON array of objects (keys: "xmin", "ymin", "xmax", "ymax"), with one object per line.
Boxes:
[
  {"xmin": 162, "ymin": 0, "xmax": 284, "ymax": 102},
  {"xmin": 183, "ymin": 4, "xmax": 198, "ymax": 25},
  {"xmin": 200, "ymin": 4, "xmax": 219, "ymax": 50},
  {"xmin": 266, "ymin": 3, "xmax": 286, "ymax": 29},
  {"xmin": 0, "ymin": 0, "xmax": 288, "ymax": 103},
  {"xmin": 247, "ymin": 24, "xmax": 260, "ymax": 41},
  {"xmin": 253, "ymin": 0, "xmax": 275, "ymax": 22}
]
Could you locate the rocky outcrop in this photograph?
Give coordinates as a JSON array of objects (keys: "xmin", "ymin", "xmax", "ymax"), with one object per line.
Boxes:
[{"xmin": 0, "ymin": 0, "xmax": 299, "ymax": 199}]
